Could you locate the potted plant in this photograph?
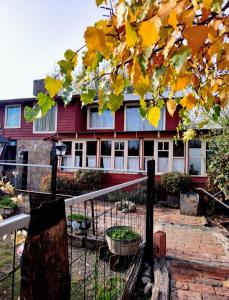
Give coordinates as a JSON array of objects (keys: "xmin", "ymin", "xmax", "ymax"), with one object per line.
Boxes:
[
  {"xmin": 105, "ymin": 226, "xmax": 141, "ymax": 256},
  {"xmin": 67, "ymin": 213, "xmax": 91, "ymax": 232},
  {"xmin": 0, "ymin": 195, "xmax": 18, "ymax": 217},
  {"xmin": 161, "ymin": 172, "xmax": 192, "ymax": 208}
]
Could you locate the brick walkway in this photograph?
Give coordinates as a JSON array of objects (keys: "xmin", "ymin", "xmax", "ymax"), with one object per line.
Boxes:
[{"xmin": 153, "ymin": 208, "xmax": 229, "ymax": 300}]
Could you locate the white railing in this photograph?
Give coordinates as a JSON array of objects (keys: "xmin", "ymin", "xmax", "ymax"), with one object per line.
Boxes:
[{"xmin": 0, "ymin": 177, "xmax": 147, "ymax": 236}]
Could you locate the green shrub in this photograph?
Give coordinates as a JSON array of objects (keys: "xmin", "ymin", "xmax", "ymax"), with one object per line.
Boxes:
[
  {"xmin": 0, "ymin": 195, "xmax": 17, "ymax": 209},
  {"xmin": 161, "ymin": 172, "xmax": 192, "ymax": 194},
  {"xmin": 40, "ymin": 170, "xmax": 104, "ymax": 195}
]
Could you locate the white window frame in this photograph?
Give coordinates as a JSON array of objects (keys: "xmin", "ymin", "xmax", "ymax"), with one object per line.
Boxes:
[
  {"xmin": 143, "ymin": 139, "xmax": 155, "ymax": 171},
  {"xmin": 188, "ymin": 139, "xmax": 206, "ymax": 177},
  {"xmin": 85, "ymin": 139, "xmax": 98, "ymax": 168},
  {"xmin": 172, "ymin": 140, "xmax": 185, "ymax": 173},
  {"xmin": 155, "ymin": 140, "xmax": 173, "ymax": 175},
  {"xmin": 87, "ymin": 106, "xmax": 115, "ymax": 130},
  {"xmin": 4, "ymin": 104, "xmax": 21, "ymax": 129},
  {"xmin": 100, "ymin": 140, "xmax": 113, "ymax": 170},
  {"xmin": 124, "ymin": 104, "xmax": 165, "ymax": 132},
  {"xmin": 33, "ymin": 105, "xmax": 57, "ymax": 134},
  {"xmin": 127, "ymin": 139, "xmax": 140, "ymax": 171}
]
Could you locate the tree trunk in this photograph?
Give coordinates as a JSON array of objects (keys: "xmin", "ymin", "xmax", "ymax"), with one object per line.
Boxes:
[{"xmin": 20, "ymin": 198, "xmax": 70, "ymax": 300}]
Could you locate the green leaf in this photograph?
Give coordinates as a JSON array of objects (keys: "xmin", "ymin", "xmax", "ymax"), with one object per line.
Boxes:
[
  {"xmin": 170, "ymin": 48, "xmax": 190, "ymax": 73},
  {"xmin": 58, "ymin": 60, "xmax": 74, "ymax": 75},
  {"xmin": 24, "ymin": 106, "xmax": 40, "ymax": 122},
  {"xmin": 62, "ymin": 87, "xmax": 73, "ymax": 106},
  {"xmin": 108, "ymin": 94, "xmax": 124, "ymax": 112},
  {"xmin": 81, "ymin": 89, "xmax": 96, "ymax": 105},
  {"xmin": 37, "ymin": 92, "xmax": 55, "ymax": 115}
]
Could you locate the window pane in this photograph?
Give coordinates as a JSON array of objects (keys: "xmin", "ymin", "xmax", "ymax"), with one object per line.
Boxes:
[
  {"xmin": 115, "ymin": 157, "xmax": 124, "ymax": 169},
  {"xmin": 115, "ymin": 150, "xmax": 124, "ymax": 157},
  {"xmin": 115, "ymin": 142, "xmax": 124, "ymax": 150},
  {"xmin": 158, "ymin": 142, "xmax": 163, "ymax": 150},
  {"xmin": 128, "ymin": 157, "xmax": 139, "ymax": 170},
  {"xmin": 189, "ymin": 140, "xmax": 201, "ymax": 175},
  {"xmin": 173, "ymin": 141, "xmax": 184, "ymax": 157},
  {"xmin": 158, "ymin": 151, "xmax": 169, "ymax": 157},
  {"xmin": 87, "ymin": 157, "xmax": 96, "ymax": 167},
  {"xmin": 101, "ymin": 157, "xmax": 111, "ymax": 169},
  {"xmin": 126, "ymin": 106, "xmax": 164, "ymax": 131},
  {"xmin": 189, "ymin": 159, "xmax": 201, "ymax": 175},
  {"xmin": 6, "ymin": 106, "xmax": 20, "ymax": 127},
  {"xmin": 101, "ymin": 141, "xmax": 111, "ymax": 155},
  {"xmin": 144, "ymin": 141, "xmax": 154, "ymax": 156},
  {"xmin": 34, "ymin": 106, "xmax": 56, "ymax": 132},
  {"xmin": 164, "ymin": 142, "xmax": 169, "ymax": 150},
  {"xmin": 87, "ymin": 141, "xmax": 97, "ymax": 155},
  {"xmin": 189, "ymin": 140, "xmax": 201, "ymax": 148},
  {"xmin": 128, "ymin": 140, "xmax": 139, "ymax": 156},
  {"xmin": 173, "ymin": 158, "xmax": 184, "ymax": 172},
  {"xmin": 158, "ymin": 158, "xmax": 169, "ymax": 172},
  {"xmin": 89, "ymin": 108, "xmax": 113, "ymax": 128},
  {"xmin": 75, "ymin": 151, "xmax": 82, "ymax": 167},
  {"xmin": 64, "ymin": 141, "xmax": 72, "ymax": 155}
]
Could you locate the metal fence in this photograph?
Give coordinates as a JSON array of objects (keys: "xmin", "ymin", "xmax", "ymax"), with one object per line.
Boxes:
[{"xmin": 0, "ymin": 174, "xmax": 151, "ymax": 300}]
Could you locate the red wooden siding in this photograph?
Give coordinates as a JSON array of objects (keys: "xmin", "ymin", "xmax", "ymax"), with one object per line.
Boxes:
[
  {"xmin": 57, "ymin": 102, "xmax": 76, "ymax": 133},
  {"xmin": 165, "ymin": 109, "xmax": 180, "ymax": 130},
  {"xmin": 115, "ymin": 107, "xmax": 124, "ymax": 131}
]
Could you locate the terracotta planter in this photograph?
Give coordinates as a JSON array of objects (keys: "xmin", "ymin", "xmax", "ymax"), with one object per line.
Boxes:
[{"xmin": 105, "ymin": 226, "xmax": 141, "ymax": 256}]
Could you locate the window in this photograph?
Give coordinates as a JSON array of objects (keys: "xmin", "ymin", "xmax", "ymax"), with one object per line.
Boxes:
[
  {"xmin": 126, "ymin": 106, "xmax": 164, "ymax": 131},
  {"xmin": 144, "ymin": 140, "xmax": 154, "ymax": 170},
  {"xmin": 61, "ymin": 141, "xmax": 72, "ymax": 170},
  {"xmin": 173, "ymin": 141, "xmax": 184, "ymax": 172},
  {"xmin": 114, "ymin": 142, "xmax": 124, "ymax": 169},
  {"xmin": 86, "ymin": 141, "xmax": 97, "ymax": 167},
  {"xmin": 75, "ymin": 142, "xmax": 83, "ymax": 167},
  {"xmin": 5, "ymin": 105, "xmax": 21, "ymax": 128},
  {"xmin": 34, "ymin": 106, "xmax": 56, "ymax": 132},
  {"xmin": 101, "ymin": 141, "xmax": 112, "ymax": 169},
  {"xmin": 189, "ymin": 140, "xmax": 201, "ymax": 175},
  {"xmin": 206, "ymin": 142, "xmax": 212, "ymax": 172},
  {"xmin": 128, "ymin": 140, "xmax": 139, "ymax": 170},
  {"xmin": 158, "ymin": 141, "xmax": 169, "ymax": 173},
  {"xmin": 88, "ymin": 107, "xmax": 114, "ymax": 129}
]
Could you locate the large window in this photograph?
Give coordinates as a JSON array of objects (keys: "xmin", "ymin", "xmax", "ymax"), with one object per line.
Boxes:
[
  {"xmin": 114, "ymin": 142, "xmax": 124, "ymax": 169},
  {"xmin": 128, "ymin": 140, "xmax": 140, "ymax": 170},
  {"xmin": 5, "ymin": 105, "xmax": 21, "ymax": 128},
  {"xmin": 189, "ymin": 140, "xmax": 201, "ymax": 175},
  {"xmin": 86, "ymin": 141, "xmax": 97, "ymax": 167},
  {"xmin": 101, "ymin": 141, "xmax": 112, "ymax": 169},
  {"xmin": 34, "ymin": 106, "xmax": 56, "ymax": 133},
  {"xmin": 61, "ymin": 141, "xmax": 72, "ymax": 171},
  {"xmin": 173, "ymin": 141, "xmax": 184, "ymax": 172},
  {"xmin": 126, "ymin": 106, "xmax": 164, "ymax": 131},
  {"xmin": 157, "ymin": 141, "xmax": 169, "ymax": 173},
  {"xmin": 88, "ymin": 107, "xmax": 114, "ymax": 129}
]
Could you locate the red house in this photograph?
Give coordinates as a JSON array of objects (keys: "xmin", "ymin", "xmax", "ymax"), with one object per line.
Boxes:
[{"xmin": 0, "ymin": 93, "xmax": 208, "ymax": 186}]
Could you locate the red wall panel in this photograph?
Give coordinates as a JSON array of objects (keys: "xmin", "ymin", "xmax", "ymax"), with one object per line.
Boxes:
[
  {"xmin": 165, "ymin": 109, "xmax": 180, "ymax": 130},
  {"xmin": 115, "ymin": 107, "xmax": 124, "ymax": 131}
]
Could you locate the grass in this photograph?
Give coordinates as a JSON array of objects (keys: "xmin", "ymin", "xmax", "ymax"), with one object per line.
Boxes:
[
  {"xmin": 106, "ymin": 227, "xmax": 140, "ymax": 241},
  {"xmin": 67, "ymin": 213, "xmax": 88, "ymax": 222}
]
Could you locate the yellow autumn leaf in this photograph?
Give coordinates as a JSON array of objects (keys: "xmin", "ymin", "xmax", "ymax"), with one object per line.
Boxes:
[
  {"xmin": 125, "ymin": 21, "xmax": 138, "ymax": 48},
  {"xmin": 172, "ymin": 76, "xmax": 190, "ymax": 91},
  {"xmin": 168, "ymin": 10, "xmax": 177, "ymax": 29},
  {"xmin": 148, "ymin": 106, "xmax": 161, "ymax": 127},
  {"xmin": 184, "ymin": 26, "xmax": 209, "ymax": 54},
  {"xmin": 0, "ymin": 215, "xmax": 3, "ymax": 222},
  {"xmin": 96, "ymin": 0, "xmax": 107, "ymax": 7},
  {"xmin": 138, "ymin": 17, "xmax": 161, "ymax": 48},
  {"xmin": 166, "ymin": 99, "xmax": 176, "ymax": 117},
  {"xmin": 181, "ymin": 9, "xmax": 195, "ymax": 26},
  {"xmin": 158, "ymin": 0, "xmax": 176, "ymax": 23},
  {"xmin": 203, "ymin": 0, "xmax": 212, "ymax": 10},
  {"xmin": 180, "ymin": 93, "xmax": 197, "ymax": 109},
  {"xmin": 134, "ymin": 74, "xmax": 151, "ymax": 97},
  {"xmin": 45, "ymin": 77, "xmax": 63, "ymax": 98},
  {"xmin": 131, "ymin": 57, "xmax": 141, "ymax": 85},
  {"xmin": 84, "ymin": 27, "xmax": 106, "ymax": 52},
  {"xmin": 112, "ymin": 74, "xmax": 125, "ymax": 95}
]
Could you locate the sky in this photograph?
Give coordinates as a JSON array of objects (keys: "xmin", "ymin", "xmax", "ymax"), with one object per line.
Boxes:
[{"xmin": 0, "ymin": 0, "xmax": 102, "ymax": 100}]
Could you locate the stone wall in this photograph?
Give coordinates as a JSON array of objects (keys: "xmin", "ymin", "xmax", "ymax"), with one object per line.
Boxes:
[{"xmin": 17, "ymin": 140, "xmax": 52, "ymax": 191}]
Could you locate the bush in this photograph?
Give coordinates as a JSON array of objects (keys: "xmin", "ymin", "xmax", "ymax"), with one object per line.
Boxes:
[
  {"xmin": 40, "ymin": 170, "xmax": 105, "ymax": 195},
  {"xmin": 161, "ymin": 172, "xmax": 192, "ymax": 194},
  {"xmin": 0, "ymin": 195, "xmax": 17, "ymax": 209}
]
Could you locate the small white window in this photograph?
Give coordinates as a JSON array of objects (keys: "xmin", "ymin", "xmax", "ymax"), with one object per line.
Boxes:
[
  {"xmin": 101, "ymin": 141, "xmax": 112, "ymax": 169},
  {"xmin": 128, "ymin": 140, "xmax": 140, "ymax": 170},
  {"xmin": 75, "ymin": 142, "xmax": 83, "ymax": 167},
  {"xmin": 126, "ymin": 106, "xmax": 164, "ymax": 131},
  {"xmin": 86, "ymin": 141, "xmax": 97, "ymax": 167},
  {"xmin": 189, "ymin": 140, "xmax": 201, "ymax": 175},
  {"xmin": 144, "ymin": 140, "xmax": 154, "ymax": 170},
  {"xmin": 114, "ymin": 142, "xmax": 124, "ymax": 170},
  {"xmin": 158, "ymin": 141, "xmax": 169, "ymax": 173},
  {"xmin": 88, "ymin": 107, "xmax": 114, "ymax": 129},
  {"xmin": 5, "ymin": 105, "xmax": 21, "ymax": 128},
  {"xmin": 173, "ymin": 141, "xmax": 184, "ymax": 172},
  {"xmin": 34, "ymin": 106, "xmax": 56, "ymax": 133}
]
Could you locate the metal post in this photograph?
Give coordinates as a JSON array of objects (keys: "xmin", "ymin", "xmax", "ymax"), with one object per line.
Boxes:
[
  {"xmin": 21, "ymin": 151, "xmax": 28, "ymax": 190},
  {"xmin": 145, "ymin": 160, "xmax": 155, "ymax": 267},
  {"xmin": 50, "ymin": 142, "xmax": 57, "ymax": 200}
]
